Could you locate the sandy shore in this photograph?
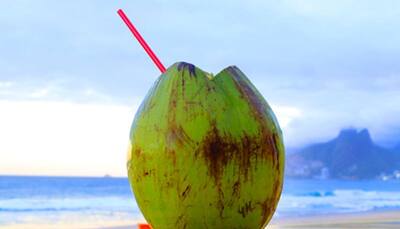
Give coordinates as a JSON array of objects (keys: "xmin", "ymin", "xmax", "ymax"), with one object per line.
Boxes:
[
  {"xmin": 100, "ymin": 211, "xmax": 400, "ymax": 229},
  {"xmin": 268, "ymin": 210, "xmax": 400, "ymax": 228}
]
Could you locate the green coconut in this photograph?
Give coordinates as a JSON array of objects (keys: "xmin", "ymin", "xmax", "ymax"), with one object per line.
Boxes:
[{"xmin": 127, "ymin": 62, "xmax": 284, "ymax": 228}]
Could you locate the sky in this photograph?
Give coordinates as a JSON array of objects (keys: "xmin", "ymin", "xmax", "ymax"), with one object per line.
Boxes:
[{"xmin": 1, "ymin": 0, "xmax": 400, "ymax": 176}]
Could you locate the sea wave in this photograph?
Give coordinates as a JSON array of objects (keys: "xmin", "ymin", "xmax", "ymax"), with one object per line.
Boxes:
[
  {"xmin": 277, "ymin": 189, "xmax": 400, "ymax": 216},
  {"xmin": 1, "ymin": 177, "xmax": 399, "ymax": 224},
  {"xmin": 297, "ymin": 191, "xmax": 335, "ymax": 197}
]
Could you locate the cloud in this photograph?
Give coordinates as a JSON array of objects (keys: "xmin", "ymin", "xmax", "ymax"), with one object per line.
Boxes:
[
  {"xmin": 30, "ymin": 88, "xmax": 50, "ymax": 98},
  {"xmin": 272, "ymin": 105, "xmax": 302, "ymax": 129},
  {"xmin": 0, "ymin": 81, "xmax": 13, "ymax": 88},
  {"xmin": 0, "ymin": 100, "xmax": 139, "ymax": 176},
  {"xmin": 0, "ymin": 79, "xmax": 125, "ymax": 105},
  {"xmin": 273, "ymin": 87, "xmax": 400, "ymax": 147}
]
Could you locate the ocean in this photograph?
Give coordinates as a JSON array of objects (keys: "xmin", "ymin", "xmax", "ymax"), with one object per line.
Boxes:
[{"xmin": 0, "ymin": 176, "xmax": 399, "ymax": 227}]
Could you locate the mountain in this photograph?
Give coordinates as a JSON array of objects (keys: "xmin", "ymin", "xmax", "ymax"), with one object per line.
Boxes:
[{"xmin": 286, "ymin": 128, "xmax": 400, "ymax": 180}]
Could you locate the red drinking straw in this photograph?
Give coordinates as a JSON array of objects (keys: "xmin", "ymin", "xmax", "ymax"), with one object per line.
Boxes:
[{"xmin": 117, "ymin": 9, "xmax": 166, "ymax": 73}]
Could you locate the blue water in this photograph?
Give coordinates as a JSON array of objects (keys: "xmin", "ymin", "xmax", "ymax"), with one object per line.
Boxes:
[
  {"xmin": 0, "ymin": 176, "xmax": 141, "ymax": 226},
  {"xmin": 278, "ymin": 179, "xmax": 400, "ymax": 217},
  {"xmin": 0, "ymin": 176, "xmax": 399, "ymax": 226}
]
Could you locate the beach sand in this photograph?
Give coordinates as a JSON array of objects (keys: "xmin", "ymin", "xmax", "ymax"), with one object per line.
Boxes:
[
  {"xmin": 268, "ymin": 210, "xmax": 400, "ymax": 228},
  {"xmin": 100, "ymin": 211, "xmax": 400, "ymax": 229},
  {"xmin": 4, "ymin": 211, "xmax": 399, "ymax": 228}
]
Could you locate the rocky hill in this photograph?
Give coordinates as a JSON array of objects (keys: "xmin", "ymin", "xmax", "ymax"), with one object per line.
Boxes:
[{"xmin": 286, "ymin": 128, "xmax": 400, "ymax": 180}]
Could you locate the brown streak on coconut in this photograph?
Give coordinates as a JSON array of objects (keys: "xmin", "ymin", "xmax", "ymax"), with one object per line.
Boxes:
[
  {"xmin": 181, "ymin": 185, "xmax": 191, "ymax": 200},
  {"xmin": 238, "ymin": 201, "xmax": 256, "ymax": 218}
]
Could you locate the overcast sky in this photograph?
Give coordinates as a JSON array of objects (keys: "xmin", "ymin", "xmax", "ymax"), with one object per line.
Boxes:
[{"xmin": 1, "ymin": 0, "xmax": 400, "ymax": 176}]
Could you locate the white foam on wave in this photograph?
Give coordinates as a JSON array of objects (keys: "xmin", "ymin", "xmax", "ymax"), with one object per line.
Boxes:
[{"xmin": 0, "ymin": 196, "xmax": 141, "ymax": 226}]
